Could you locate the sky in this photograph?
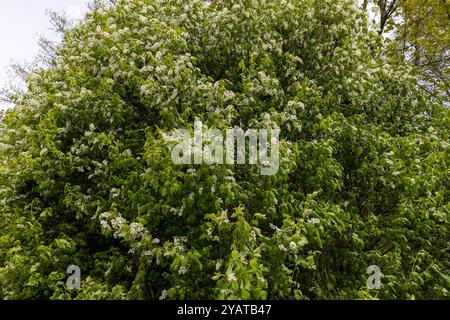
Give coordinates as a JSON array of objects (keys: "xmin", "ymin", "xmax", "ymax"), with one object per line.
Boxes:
[{"xmin": 0, "ymin": 0, "xmax": 91, "ymax": 110}]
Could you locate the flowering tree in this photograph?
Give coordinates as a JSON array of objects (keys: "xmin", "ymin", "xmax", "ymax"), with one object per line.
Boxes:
[{"xmin": 0, "ymin": 0, "xmax": 448, "ymax": 300}]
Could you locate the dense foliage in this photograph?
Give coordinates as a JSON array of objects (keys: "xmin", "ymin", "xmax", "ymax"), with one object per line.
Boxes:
[
  {"xmin": 379, "ymin": 0, "xmax": 450, "ymax": 103},
  {"xmin": 0, "ymin": 0, "xmax": 448, "ymax": 300}
]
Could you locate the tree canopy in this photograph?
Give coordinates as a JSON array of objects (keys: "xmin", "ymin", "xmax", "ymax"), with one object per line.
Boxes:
[{"xmin": 0, "ymin": 0, "xmax": 448, "ymax": 299}]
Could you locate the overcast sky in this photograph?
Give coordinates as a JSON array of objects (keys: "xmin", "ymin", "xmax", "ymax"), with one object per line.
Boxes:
[{"xmin": 0, "ymin": 0, "xmax": 90, "ymax": 110}]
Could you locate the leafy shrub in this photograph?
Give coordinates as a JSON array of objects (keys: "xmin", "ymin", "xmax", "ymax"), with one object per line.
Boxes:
[{"xmin": 0, "ymin": 0, "xmax": 448, "ymax": 299}]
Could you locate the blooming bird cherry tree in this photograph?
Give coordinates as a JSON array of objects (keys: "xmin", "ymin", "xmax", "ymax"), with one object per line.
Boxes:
[{"xmin": 0, "ymin": 0, "xmax": 448, "ymax": 300}]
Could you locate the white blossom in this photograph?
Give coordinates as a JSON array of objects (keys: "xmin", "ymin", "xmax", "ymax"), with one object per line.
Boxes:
[
  {"xmin": 227, "ymin": 273, "xmax": 237, "ymax": 282},
  {"xmin": 159, "ymin": 290, "xmax": 168, "ymax": 300}
]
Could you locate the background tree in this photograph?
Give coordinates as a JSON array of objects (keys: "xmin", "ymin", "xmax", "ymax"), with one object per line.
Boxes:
[{"xmin": 368, "ymin": 0, "xmax": 449, "ymax": 103}]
